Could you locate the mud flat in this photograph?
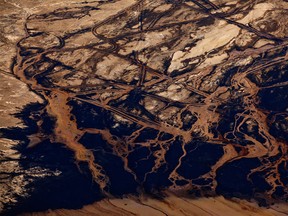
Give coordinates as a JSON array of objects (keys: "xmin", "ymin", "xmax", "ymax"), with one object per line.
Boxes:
[{"xmin": 21, "ymin": 195, "xmax": 288, "ymax": 216}]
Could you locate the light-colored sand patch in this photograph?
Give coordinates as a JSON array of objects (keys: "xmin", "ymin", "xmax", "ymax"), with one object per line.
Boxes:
[
  {"xmin": 96, "ymin": 55, "xmax": 137, "ymax": 81},
  {"xmin": 168, "ymin": 21, "xmax": 240, "ymax": 73},
  {"xmin": 0, "ymin": 73, "xmax": 43, "ymax": 128},
  {"xmin": 119, "ymin": 29, "xmax": 173, "ymax": 55},
  {"xmin": 167, "ymin": 2, "xmax": 275, "ymax": 74},
  {"xmin": 199, "ymin": 52, "xmax": 228, "ymax": 69},
  {"xmin": 239, "ymin": 3, "xmax": 274, "ymax": 24},
  {"xmin": 157, "ymin": 84, "xmax": 191, "ymax": 102},
  {"xmin": 153, "ymin": 4, "xmax": 172, "ymax": 13},
  {"xmin": 26, "ymin": 0, "xmax": 137, "ymax": 36},
  {"xmin": 254, "ymin": 39, "xmax": 274, "ymax": 48}
]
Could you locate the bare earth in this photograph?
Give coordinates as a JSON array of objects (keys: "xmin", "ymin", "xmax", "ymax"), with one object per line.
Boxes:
[{"xmin": 0, "ymin": 0, "xmax": 288, "ymax": 215}]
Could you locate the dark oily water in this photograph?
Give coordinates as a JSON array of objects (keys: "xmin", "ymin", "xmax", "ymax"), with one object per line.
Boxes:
[{"xmin": 1, "ymin": 0, "xmax": 288, "ymax": 215}]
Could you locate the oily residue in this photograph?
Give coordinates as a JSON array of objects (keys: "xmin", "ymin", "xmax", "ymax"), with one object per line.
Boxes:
[{"xmin": 2, "ymin": 0, "xmax": 288, "ymax": 214}]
